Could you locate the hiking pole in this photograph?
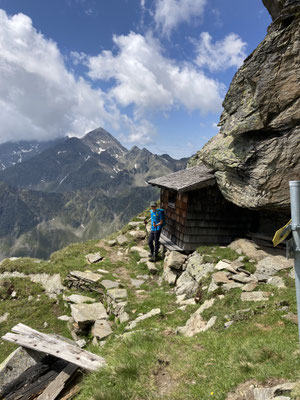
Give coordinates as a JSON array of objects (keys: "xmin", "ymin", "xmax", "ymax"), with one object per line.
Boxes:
[{"xmin": 289, "ymin": 181, "xmax": 300, "ymax": 346}]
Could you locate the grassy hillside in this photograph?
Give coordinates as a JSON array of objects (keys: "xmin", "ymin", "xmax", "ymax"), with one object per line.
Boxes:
[{"xmin": 0, "ymin": 215, "xmax": 299, "ymax": 399}]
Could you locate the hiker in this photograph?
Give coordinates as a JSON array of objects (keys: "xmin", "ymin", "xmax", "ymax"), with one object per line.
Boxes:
[{"xmin": 144, "ymin": 201, "xmax": 163, "ymax": 262}]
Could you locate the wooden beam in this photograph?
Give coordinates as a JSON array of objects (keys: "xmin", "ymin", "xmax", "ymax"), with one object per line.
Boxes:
[
  {"xmin": 2, "ymin": 324, "xmax": 106, "ymax": 371},
  {"xmin": 37, "ymin": 363, "xmax": 78, "ymax": 400}
]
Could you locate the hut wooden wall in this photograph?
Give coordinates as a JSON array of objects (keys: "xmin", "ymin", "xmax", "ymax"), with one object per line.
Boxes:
[{"xmin": 161, "ymin": 185, "xmax": 258, "ymax": 251}]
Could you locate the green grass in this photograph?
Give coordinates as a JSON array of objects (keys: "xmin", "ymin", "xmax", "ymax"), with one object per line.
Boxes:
[
  {"xmin": 196, "ymin": 246, "xmax": 239, "ymax": 264},
  {"xmin": 0, "ymin": 278, "xmax": 70, "ymax": 363},
  {"xmin": 1, "ymin": 224, "xmax": 300, "ymax": 399}
]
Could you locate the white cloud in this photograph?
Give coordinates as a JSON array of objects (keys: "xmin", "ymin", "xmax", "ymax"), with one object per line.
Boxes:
[
  {"xmin": 195, "ymin": 32, "xmax": 247, "ymax": 72},
  {"xmin": 154, "ymin": 0, "xmax": 207, "ymax": 36},
  {"xmin": 0, "ymin": 10, "xmax": 115, "ymax": 143},
  {"xmin": 87, "ymin": 32, "xmax": 224, "ymax": 118}
]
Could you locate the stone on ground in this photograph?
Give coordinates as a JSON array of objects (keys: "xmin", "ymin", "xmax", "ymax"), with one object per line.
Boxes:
[
  {"xmin": 232, "ymin": 273, "xmax": 257, "ymax": 284},
  {"xmin": 0, "ymin": 312, "xmax": 9, "ymax": 324},
  {"xmin": 228, "ymin": 239, "xmax": 268, "ymax": 261},
  {"xmin": 177, "ymin": 314, "xmax": 217, "ymax": 337},
  {"xmin": 116, "ymin": 235, "xmax": 129, "ymax": 245},
  {"xmin": 255, "ymin": 256, "xmax": 293, "ymax": 277},
  {"xmin": 175, "ymin": 271, "xmax": 198, "ymax": 297},
  {"xmin": 126, "ymin": 308, "xmax": 161, "ymax": 330},
  {"xmin": 30, "ymin": 273, "xmax": 64, "ymax": 295},
  {"xmin": 146, "ymin": 261, "xmax": 158, "ymax": 274},
  {"xmin": 85, "ymin": 252, "xmax": 103, "ymax": 264},
  {"xmin": 212, "ymin": 271, "xmax": 231, "ymax": 284},
  {"xmin": 69, "ymin": 270, "xmax": 102, "ymax": 283},
  {"xmin": 215, "ymin": 260, "xmax": 236, "ymax": 273},
  {"xmin": 130, "ymin": 278, "xmax": 145, "ymax": 288},
  {"xmin": 107, "ymin": 288, "xmax": 128, "ymax": 302},
  {"xmin": 129, "ymin": 230, "xmax": 146, "ymax": 240},
  {"xmin": 164, "ymin": 251, "xmax": 187, "ymax": 270},
  {"xmin": 71, "ymin": 302, "xmax": 108, "ymax": 327},
  {"xmin": 242, "ymin": 282, "xmax": 258, "ymax": 292},
  {"xmin": 267, "ymin": 276, "xmax": 286, "ymax": 289},
  {"xmin": 92, "ymin": 319, "xmax": 113, "ymax": 339},
  {"xmin": 163, "ymin": 266, "xmax": 178, "ymax": 285},
  {"xmin": 64, "ymin": 294, "xmax": 96, "ymax": 304},
  {"xmin": 241, "ymin": 291, "xmax": 270, "ymax": 302},
  {"xmin": 100, "ymin": 280, "xmax": 119, "ymax": 290},
  {"xmin": 107, "ymin": 239, "xmax": 117, "ymax": 246},
  {"xmin": 130, "ymin": 246, "xmax": 149, "ymax": 258}
]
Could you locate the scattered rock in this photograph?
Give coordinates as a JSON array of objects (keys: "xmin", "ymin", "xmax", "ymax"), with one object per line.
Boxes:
[
  {"xmin": 208, "ymin": 282, "xmax": 218, "ymax": 293},
  {"xmin": 241, "ymin": 291, "xmax": 270, "ymax": 302},
  {"xmin": 164, "ymin": 251, "xmax": 187, "ymax": 270},
  {"xmin": 175, "ymin": 272, "xmax": 198, "ymax": 297},
  {"xmin": 129, "ymin": 230, "xmax": 146, "ymax": 240},
  {"xmin": 0, "ymin": 312, "xmax": 9, "ymax": 324},
  {"xmin": 224, "ymin": 321, "xmax": 234, "ymax": 329},
  {"xmin": 128, "ymin": 222, "xmax": 142, "ymax": 228},
  {"xmin": 97, "ymin": 268, "xmax": 109, "ymax": 274},
  {"xmin": 100, "ymin": 280, "xmax": 119, "ymax": 290},
  {"xmin": 163, "ymin": 266, "xmax": 178, "ymax": 285},
  {"xmin": 255, "ymin": 256, "xmax": 293, "ymax": 277},
  {"xmin": 283, "ymin": 313, "xmax": 298, "ymax": 324},
  {"xmin": 58, "ymin": 315, "xmax": 71, "ymax": 321},
  {"xmin": 177, "ymin": 314, "xmax": 217, "ymax": 337},
  {"xmin": 119, "ymin": 312, "xmax": 130, "ymax": 323},
  {"xmin": 107, "ymin": 239, "xmax": 117, "ymax": 246},
  {"xmin": 146, "ymin": 261, "xmax": 158, "ymax": 274},
  {"xmin": 289, "ymin": 269, "xmax": 295, "ymax": 279},
  {"xmin": 232, "ymin": 273, "xmax": 257, "ymax": 284},
  {"xmin": 85, "ymin": 252, "xmax": 103, "ymax": 264},
  {"xmin": 231, "ymin": 260, "xmax": 245, "ymax": 270},
  {"xmin": 71, "ymin": 302, "xmax": 108, "ymax": 329},
  {"xmin": 196, "ymin": 298, "xmax": 215, "ymax": 315},
  {"xmin": 215, "ymin": 260, "xmax": 236, "ymax": 273},
  {"xmin": 107, "ymin": 288, "xmax": 128, "ymax": 302},
  {"xmin": 116, "ymin": 235, "xmax": 129, "ymax": 245},
  {"xmin": 130, "ymin": 278, "xmax": 145, "ymax": 288},
  {"xmin": 267, "ymin": 276, "xmax": 286, "ymax": 289},
  {"xmin": 30, "ymin": 273, "xmax": 64, "ymax": 295},
  {"xmin": 64, "ymin": 294, "xmax": 96, "ymax": 304},
  {"xmin": 126, "ymin": 308, "xmax": 161, "ymax": 330},
  {"xmin": 92, "ymin": 319, "xmax": 113, "ymax": 339},
  {"xmin": 228, "ymin": 239, "xmax": 268, "ymax": 261},
  {"xmin": 212, "ymin": 271, "xmax": 231, "ymax": 284},
  {"xmin": 69, "ymin": 270, "xmax": 102, "ymax": 283},
  {"xmin": 130, "ymin": 246, "xmax": 149, "ymax": 258},
  {"xmin": 242, "ymin": 282, "xmax": 258, "ymax": 292}
]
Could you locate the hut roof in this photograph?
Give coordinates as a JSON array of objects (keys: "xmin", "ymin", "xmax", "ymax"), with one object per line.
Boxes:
[{"xmin": 148, "ymin": 165, "xmax": 216, "ymax": 193}]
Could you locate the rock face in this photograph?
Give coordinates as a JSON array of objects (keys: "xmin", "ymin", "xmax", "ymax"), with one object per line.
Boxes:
[{"xmin": 190, "ymin": 1, "xmax": 300, "ymax": 213}]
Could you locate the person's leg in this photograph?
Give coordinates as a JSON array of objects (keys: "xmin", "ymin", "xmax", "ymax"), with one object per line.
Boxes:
[
  {"xmin": 148, "ymin": 231, "xmax": 154, "ymax": 256},
  {"xmin": 154, "ymin": 230, "xmax": 161, "ymax": 260}
]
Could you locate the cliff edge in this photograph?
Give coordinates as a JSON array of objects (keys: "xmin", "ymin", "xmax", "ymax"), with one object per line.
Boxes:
[{"xmin": 190, "ymin": 0, "xmax": 300, "ymax": 211}]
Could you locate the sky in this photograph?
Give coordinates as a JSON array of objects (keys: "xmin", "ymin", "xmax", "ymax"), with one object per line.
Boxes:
[{"xmin": 0, "ymin": 0, "xmax": 271, "ymax": 158}]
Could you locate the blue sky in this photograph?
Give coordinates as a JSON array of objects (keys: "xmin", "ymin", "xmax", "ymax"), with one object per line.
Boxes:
[{"xmin": 0, "ymin": 0, "xmax": 271, "ymax": 158}]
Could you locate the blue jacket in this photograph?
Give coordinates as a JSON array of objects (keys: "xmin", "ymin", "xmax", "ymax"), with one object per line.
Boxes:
[{"xmin": 150, "ymin": 209, "xmax": 163, "ymax": 232}]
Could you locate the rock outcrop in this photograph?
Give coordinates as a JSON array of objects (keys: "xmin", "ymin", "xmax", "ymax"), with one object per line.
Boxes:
[{"xmin": 190, "ymin": 0, "xmax": 300, "ymax": 211}]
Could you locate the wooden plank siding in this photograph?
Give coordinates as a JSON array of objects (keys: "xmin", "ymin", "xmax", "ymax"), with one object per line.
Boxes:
[{"xmin": 160, "ymin": 185, "xmax": 258, "ymax": 251}]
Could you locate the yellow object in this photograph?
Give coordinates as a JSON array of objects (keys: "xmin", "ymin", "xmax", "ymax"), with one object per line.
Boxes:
[{"xmin": 272, "ymin": 219, "xmax": 292, "ymax": 247}]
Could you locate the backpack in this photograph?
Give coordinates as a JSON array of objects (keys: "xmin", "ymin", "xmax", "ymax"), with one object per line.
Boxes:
[{"xmin": 157, "ymin": 208, "xmax": 166, "ymax": 227}]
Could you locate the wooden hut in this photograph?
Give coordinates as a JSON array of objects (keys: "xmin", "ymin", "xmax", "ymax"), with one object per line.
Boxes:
[{"xmin": 148, "ymin": 165, "xmax": 258, "ymax": 252}]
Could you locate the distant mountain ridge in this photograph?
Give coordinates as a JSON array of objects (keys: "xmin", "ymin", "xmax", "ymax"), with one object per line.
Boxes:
[{"xmin": 0, "ymin": 128, "xmax": 187, "ymax": 259}]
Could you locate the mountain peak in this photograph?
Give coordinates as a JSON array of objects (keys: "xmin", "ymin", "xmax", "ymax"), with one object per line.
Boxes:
[{"xmin": 81, "ymin": 127, "xmax": 128, "ymax": 158}]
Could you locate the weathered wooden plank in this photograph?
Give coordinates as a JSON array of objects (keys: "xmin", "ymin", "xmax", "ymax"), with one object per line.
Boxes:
[
  {"xmin": 2, "ymin": 324, "xmax": 106, "ymax": 371},
  {"xmin": 37, "ymin": 363, "xmax": 78, "ymax": 400}
]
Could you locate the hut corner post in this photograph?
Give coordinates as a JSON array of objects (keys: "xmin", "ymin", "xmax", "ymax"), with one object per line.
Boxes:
[{"xmin": 290, "ymin": 181, "xmax": 300, "ymax": 346}]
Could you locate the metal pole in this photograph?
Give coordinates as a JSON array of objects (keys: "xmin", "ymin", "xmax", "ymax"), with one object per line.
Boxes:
[{"xmin": 289, "ymin": 181, "xmax": 300, "ymax": 345}]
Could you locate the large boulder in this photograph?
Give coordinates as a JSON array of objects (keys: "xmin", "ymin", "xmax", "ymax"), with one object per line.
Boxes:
[{"xmin": 190, "ymin": 1, "xmax": 300, "ymax": 212}]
